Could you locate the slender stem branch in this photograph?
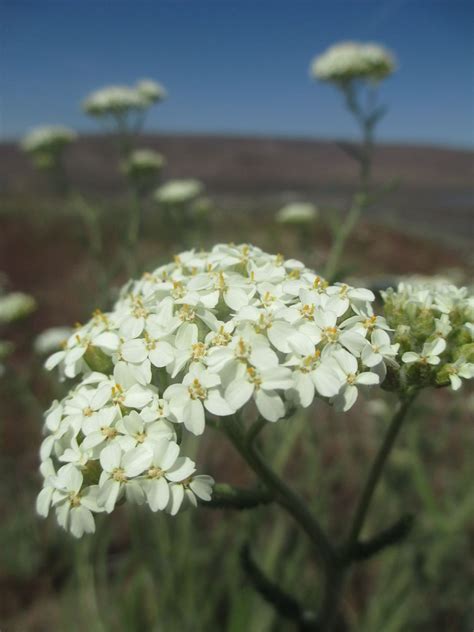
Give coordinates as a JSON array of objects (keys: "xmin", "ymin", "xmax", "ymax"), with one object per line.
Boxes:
[
  {"xmin": 346, "ymin": 395, "xmax": 416, "ymax": 549},
  {"xmin": 324, "ymin": 82, "xmax": 377, "ymax": 282},
  {"xmin": 323, "ymin": 195, "xmax": 365, "ymax": 283},
  {"xmin": 317, "ymin": 395, "xmax": 416, "ymax": 631},
  {"xmin": 223, "ymin": 415, "xmax": 337, "ymax": 573}
]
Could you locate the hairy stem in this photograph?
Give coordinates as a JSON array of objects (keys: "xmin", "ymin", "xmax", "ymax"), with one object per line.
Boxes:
[
  {"xmin": 324, "ymin": 83, "xmax": 377, "ymax": 282},
  {"xmin": 346, "ymin": 395, "xmax": 416, "ymax": 548},
  {"xmin": 223, "ymin": 415, "xmax": 337, "ymax": 574},
  {"xmin": 317, "ymin": 395, "xmax": 417, "ymax": 631}
]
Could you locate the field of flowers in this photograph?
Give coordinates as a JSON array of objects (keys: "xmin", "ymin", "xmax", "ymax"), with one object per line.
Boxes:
[{"xmin": 1, "ymin": 41, "xmax": 473, "ymax": 632}]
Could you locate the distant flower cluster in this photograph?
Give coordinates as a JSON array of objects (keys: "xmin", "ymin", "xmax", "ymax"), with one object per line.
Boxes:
[
  {"xmin": 276, "ymin": 202, "xmax": 318, "ymax": 225},
  {"xmin": 311, "ymin": 42, "xmax": 396, "ymax": 84},
  {"xmin": 0, "ymin": 283, "xmax": 36, "ymax": 375},
  {"xmin": 382, "ymin": 280, "xmax": 474, "ymax": 391},
  {"xmin": 123, "ymin": 149, "xmax": 165, "ymax": 183},
  {"xmin": 34, "ymin": 327, "xmax": 73, "ymax": 356},
  {"xmin": 83, "ymin": 79, "xmax": 166, "ymax": 118},
  {"xmin": 20, "ymin": 126, "xmax": 76, "ymax": 168},
  {"xmin": 0, "ymin": 291, "xmax": 36, "ymax": 324},
  {"xmin": 39, "ymin": 244, "xmax": 395, "ymax": 537},
  {"xmin": 154, "ymin": 179, "xmax": 204, "ymax": 205}
]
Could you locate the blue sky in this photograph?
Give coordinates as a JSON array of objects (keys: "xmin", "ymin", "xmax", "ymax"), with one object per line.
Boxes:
[{"xmin": 2, "ymin": 0, "xmax": 473, "ymax": 147}]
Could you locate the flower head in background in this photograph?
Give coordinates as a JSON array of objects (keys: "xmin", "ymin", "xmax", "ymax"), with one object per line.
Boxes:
[
  {"xmin": 276, "ymin": 202, "xmax": 318, "ymax": 225},
  {"xmin": 20, "ymin": 126, "xmax": 76, "ymax": 169},
  {"xmin": 123, "ymin": 149, "xmax": 166, "ymax": 188},
  {"xmin": 82, "ymin": 85, "xmax": 146, "ymax": 117},
  {"xmin": 124, "ymin": 148, "xmax": 165, "ymax": 172},
  {"xmin": 0, "ymin": 291, "xmax": 36, "ymax": 324},
  {"xmin": 39, "ymin": 244, "xmax": 393, "ymax": 537},
  {"xmin": 311, "ymin": 41, "xmax": 396, "ymax": 84},
  {"xmin": 382, "ymin": 278, "xmax": 474, "ymax": 391},
  {"xmin": 34, "ymin": 327, "xmax": 73, "ymax": 356},
  {"xmin": 83, "ymin": 79, "xmax": 167, "ymax": 119},
  {"xmin": 154, "ymin": 179, "xmax": 204, "ymax": 205},
  {"xmin": 136, "ymin": 79, "xmax": 167, "ymax": 105}
]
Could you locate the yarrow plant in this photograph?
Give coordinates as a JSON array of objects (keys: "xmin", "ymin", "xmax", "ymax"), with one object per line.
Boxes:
[
  {"xmin": 122, "ymin": 148, "xmax": 165, "ymax": 194},
  {"xmin": 311, "ymin": 42, "xmax": 397, "ymax": 282},
  {"xmin": 0, "ymin": 281, "xmax": 36, "ymax": 376},
  {"xmin": 311, "ymin": 41, "xmax": 396, "ymax": 84},
  {"xmin": 36, "ymin": 246, "xmax": 473, "ymax": 628},
  {"xmin": 382, "ymin": 279, "xmax": 474, "ymax": 392},
  {"xmin": 82, "ymin": 79, "xmax": 166, "ymax": 148},
  {"xmin": 20, "ymin": 125, "xmax": 76, "ymax": 170},
  {"xmin": 275, "ymin": 202, "xmax": 318, "ymax": 225},
  {"xmin": 38, "ymin": 243, "xmax": 390, "ymax": 534}
]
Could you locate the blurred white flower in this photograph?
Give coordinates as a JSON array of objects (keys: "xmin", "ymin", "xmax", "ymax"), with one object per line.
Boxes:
[
  {"xmin": 34, "ymin": 327, "xmax": 73, "ymax": 356},
  {"xmin": 275, "ymin": 202, "xmax": 318, "ymax": 225},
  {"xmin": 311, "ymin": 41, "xmax": 396, "ymax": 84},
  {"xmin": 136, "ymin": 79, "xmax": 167, "ymax": 104},
  {"xmin": 402, "ymin": 338, "xmax": 446, "ymax": 366},
  {"xmin": 123, "ymin": 149, "xmax": 165, "ymax": 178},
  {"xmin": 82, "ymin": 85, "xmax": 146, "ymax": 116},
  {"xmin": 0, "ymin": 292, "xmax": 36, "ymax": 323},
  {"xmin": 20, "ymin": 126, "xmax": 76, "ymax": 154},
  {"xmin": 154, "ymin": 179, "xmax": 204, "ymax": 205}
]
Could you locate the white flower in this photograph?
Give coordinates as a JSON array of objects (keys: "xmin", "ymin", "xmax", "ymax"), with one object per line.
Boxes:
[
  {"xmin": 165, "ymin": 364, "xmax": 234, "ymax": 434},
  {"xmin": 154, "ymin": 179, "xmax": 204, "ymax": 205},
  {"xmin": 83, "ymin": 85, "xmax": 146, "ymax": 116},
  {"xmin": 34, "ymin": 327, "xmax": 73, "ymax": 355},
  {"xmin": 51, "ymin": 464, "xmax": 103, "ymax": 538},
  {"xmin": 433, "ymin": 314, "xmax": 452, "ymax": 338},
  {"xmin": 169, "ymin": 475, "xmax": 215, "ymax": 515},
  {"xmin": 90, "ymin": 364, "xmax": 153, "ymax": 413},
  {"xmin": 323, "ymin": 349, "xmax": 379, "ymax": 411},
  {"xmin": 124, "ymin": 149, "xmax": 165, "ymax": 177},
  {"xmin": 445, "ymin": 359, "xmax": 474, "ymax": 391},
  {"xmin": 0, "ymin": 292, "xmax": 36, "ymax": 323},
  {"xmin": 402, "ymin": 338, "xmax": 446, "ymax": 366},
  {"xmin": 143, "ymin": 439, "xmax": 195, "ymax": 511},
  {"xmin": 136, "ymin": 79, "xmax": 167, "ymax": 104},
  {"xmin": 275, "ymin": 202, "xmax": 318, "ymax": 225},
  {"xmin": 361, "ymin": 330, "xmax": 399, "ymax": 368},
  {"xmin": 20, "ymin": 126, "xmax": 76, "ymax": 154},
  {"xmin": 311, "ymin": 41, "xmax": 396, "ymax": 83},
  {"xmin": 98, "ymin": 443, "xmax": 152, "ymax": 512},
  {"xmin": 115, "ymin": 410, "xmax": 174, "ymax": 451},
  {"xmin": 225, "ymin": 359, "xmax": 293, "ymax": 422}
]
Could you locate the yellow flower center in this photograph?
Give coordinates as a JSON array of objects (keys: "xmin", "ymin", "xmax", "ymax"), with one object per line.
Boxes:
[
  {"xmin": 188, "ymin": 378, "xmax": 207, "ymax": 400},
  {"xmin": 112, "ymin": 467, "xmax": 127, "ymax": 482}
]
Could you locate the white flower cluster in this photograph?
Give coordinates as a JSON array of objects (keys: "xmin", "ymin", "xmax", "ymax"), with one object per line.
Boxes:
[
  {"xmin": 20, "ymin": 126, "xmax": 77, "ymax": 154},
  {"xmin": 276, "ymin": 202, "xmax": 318, "ymax": 225},
  {"xmin": 382, "ymin": 280, "xmax": 474, "ymax": 391},
  {"xmin": 83, "ymin": 79, "xmax": 166, "ymax": 117},
  {"xmin": 34, "ymin": 326, "xmax": 73, "ymax": 356},
  {"xmin": 39, "ymin": 244, "xmax": 395, "ymax": 537},
  {"xmin": 136, "ymin": 79, "xmax": 167, "ymax": 104},
  {"xmin": 154, "ymin": 179, "xmax": 204, "ymax": 205},
  {"xmin": 123, "ymin": 149, "xmax": 165, "ymax": 180},
  {"xmin": 311, "ymin": 41, "xmax": 396, "ymax": 84},
  {"xmin": 0, "ymin": 291, "xmax": 36, "ymax": 324}
]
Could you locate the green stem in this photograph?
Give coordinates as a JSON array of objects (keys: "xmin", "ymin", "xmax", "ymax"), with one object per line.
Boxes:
[
  {"xmin": 323, "ymin": 195, "xmax": 365, "ymax": 283},
  {"xmin": 223, "ymin": 415, "xmax": 337, "ymax": 574},
  {"xmin": 318, "ymin": 395, "xmax": 416, "ymax": 631},
  {"xmin": 127, "ymin": 187, "xmax": 143, "ymax": 275},
  {"xmin": 346, "ymin": 395, "xmax": 416, "ymax": 548},
  {"xmin": 323, "ymin": 84, "xmax": 375, "ymax": 282}
]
